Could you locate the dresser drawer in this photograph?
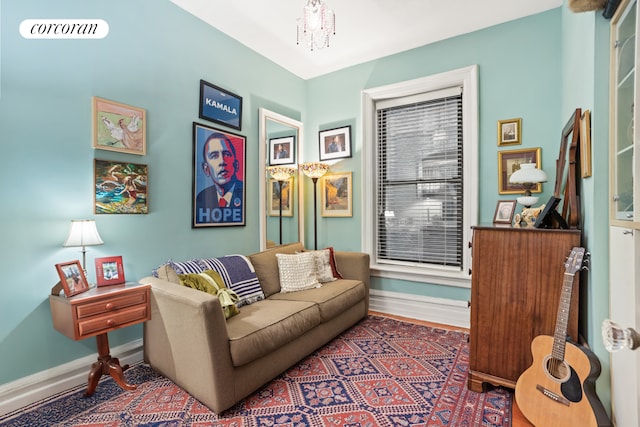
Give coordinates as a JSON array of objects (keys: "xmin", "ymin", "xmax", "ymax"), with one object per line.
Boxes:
[
  {"xmin": 77, "ymin": 304, "xmax": 149, "ymax": 338},
  {"xmin": 75, "ymin": 290, "xmax": 147, "ymax": 319}
]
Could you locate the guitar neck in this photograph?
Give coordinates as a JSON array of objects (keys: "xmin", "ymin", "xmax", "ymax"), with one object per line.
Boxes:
[
  {"xmin": 551, "ymin": 248, "xmax": 585, "ymax": 361},
  {"xmin": 551, "ymin": 272, "xmax": 576, "ymax": 361}
]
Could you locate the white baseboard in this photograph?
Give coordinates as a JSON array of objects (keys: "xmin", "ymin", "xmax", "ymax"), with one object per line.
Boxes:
[
  {"xmin": 0, "ymin": 339, "xmax": 143, "ymax": 417},
  {"xmin": 369, "ymin": 289, "xmax": 470, "ymax": 329}
]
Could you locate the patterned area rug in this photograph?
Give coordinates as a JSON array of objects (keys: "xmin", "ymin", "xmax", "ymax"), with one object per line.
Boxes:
[{"xmin": 0, "ymin": 315, "xmax": 512, "ymax": 426}]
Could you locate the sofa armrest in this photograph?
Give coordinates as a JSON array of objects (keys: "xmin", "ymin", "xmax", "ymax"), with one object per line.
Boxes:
[
  {"xmin": 140, "ymin": 276, "xmax": 236, "ymax": 412},
  {"xmin": 334, "ymin": 251, "xmax": 370, "ymax": 311}
]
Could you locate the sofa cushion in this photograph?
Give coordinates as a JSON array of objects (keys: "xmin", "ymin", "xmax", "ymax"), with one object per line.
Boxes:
[
  {"xmin": 155, "ymin": 264, "xmax": 180, "ymax": 284},
  {"xmin": 301, "ymin": 249, "xmax": 336, "ymax": 283},
  {"xmin": 248, "ymin": 242, "xmax": 304, "ymax": 297},
  {"xmin": 276, "ymin": 252, "xmax": 322, "ymax": 293},
  {"xmin": 226, "ymin": 299, "xmax": 320, "ymax": 366},
  {"xmin": 269, "ymin": 279, "xmax": 365, "ymax": 322},
  {"xmin": 197, "ymin": 255, "xmax": 264, "ymax": 307},
  {"xmin": 324, "ymin": 247, "xmax": 344, "ymax": 279}
]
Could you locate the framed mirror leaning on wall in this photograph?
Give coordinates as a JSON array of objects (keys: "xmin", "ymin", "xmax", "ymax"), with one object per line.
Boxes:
[{"xmin": 259, "ymin": 108, "xmax": 304, "ymax": 250}]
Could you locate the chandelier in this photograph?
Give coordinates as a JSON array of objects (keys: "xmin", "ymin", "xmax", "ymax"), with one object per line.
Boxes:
[{"xmin": 296, "ymin": 0, "xmax": 335, "ymax": 51}]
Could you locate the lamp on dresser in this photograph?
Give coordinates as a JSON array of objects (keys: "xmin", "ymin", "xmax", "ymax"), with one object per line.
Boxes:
[
  {"xmin": 509, "ymin": 163, "xmax": 548, "ymax": 208},
  {"xmin": 63, "ymin": 219, "xmax": 104, "ymax": 275}
]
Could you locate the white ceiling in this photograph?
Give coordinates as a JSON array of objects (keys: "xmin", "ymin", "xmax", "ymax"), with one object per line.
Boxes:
[{"xmin": 171, "ymin": 0, "xmax": 563, "ymax": 80}]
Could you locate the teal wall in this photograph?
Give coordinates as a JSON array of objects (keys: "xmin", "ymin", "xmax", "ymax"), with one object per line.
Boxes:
[
  {"xmin": 0, "ymin": 0, "xmax": 305, "ymax": 384},
  {"xmin": 0, "ymin": 0, "xmax": 613, "ymax": 409}
]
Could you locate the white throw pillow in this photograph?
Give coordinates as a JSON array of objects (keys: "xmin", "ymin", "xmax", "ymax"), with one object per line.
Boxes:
[
  {"xmin": 300, "ymin": 249, "xmax": 336, "ymax": 283},
  {"xmin": 276, "ymin": 252, "xmax": 322, "ymax": 293}
]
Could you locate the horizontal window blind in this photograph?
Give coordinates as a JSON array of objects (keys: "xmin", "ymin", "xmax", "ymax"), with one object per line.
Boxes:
[{"xmin": 376, "ymin": 88, "xmax": 463, "ymax": 267}]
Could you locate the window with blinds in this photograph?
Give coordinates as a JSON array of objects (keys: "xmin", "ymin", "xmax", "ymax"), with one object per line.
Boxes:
[{"xmin": 375, "ymin": 87, "xmax": 463, "ymax": 268}]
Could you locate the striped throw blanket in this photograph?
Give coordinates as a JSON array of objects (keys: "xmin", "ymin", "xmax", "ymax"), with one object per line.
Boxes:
[{"xmin": 199, "ymin": 255, "xmax": 264, "ymax": 307}]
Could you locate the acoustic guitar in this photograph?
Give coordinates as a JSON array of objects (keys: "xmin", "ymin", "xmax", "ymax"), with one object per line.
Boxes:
[{"xmin": 515, "ymin": 247, "xmax": 611, "ymax": 427}]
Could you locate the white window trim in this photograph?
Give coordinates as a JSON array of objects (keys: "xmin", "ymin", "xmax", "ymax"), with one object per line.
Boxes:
[{"xmin": 361, "ymin": 65, "xmax": 479, "ymax": 288}]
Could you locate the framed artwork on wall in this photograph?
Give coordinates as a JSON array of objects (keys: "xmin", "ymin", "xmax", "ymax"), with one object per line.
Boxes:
[
  {"xmin": 319, "ymin": 125, "xmax": 352, "ymax": 161},
  {"xmin": 199, "ymin": 79, "xmax": 243, "ymax": 131},
  {"xmin": 95, "ymin": 256, "xmax": 125, "ymax": 287},
  {"xmin": 498, "ymin": 147, "xmax": 542, "ymax": 194},
  {"xmin": 580, "ymin": 110, "xmax": 592, "ymax": 178},
  {"xmin": 192, "ymin": 122, "xmax": 246, "ymax": 227},
  {"xmin": 497, "ymin": 118, "xmax": 522, "ymax": 146},
  {"xmin": 267, "ymin": 177, "xmax": 293, "ymax": 217},
  {"xmin": 94, "ymin": 159, "xmax": 148, "ymax": 214},
  {"xmin": 321, "ymin": 172, "xmax": 352, "ymax": 217},
  {"xmin": 269, "ymin": 136, "xmax": 296, "ymax": 165},
  {"xmin": 55, "ymin": 260, "xmax": 89, "ymax": 297},
  {"xmin": 92, "ymin": 96, "xmax": 146, "ymax": 155}
]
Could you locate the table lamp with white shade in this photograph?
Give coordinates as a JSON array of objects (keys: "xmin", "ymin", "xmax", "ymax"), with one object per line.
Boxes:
[
  {"xmin": 63, "ymin": 219, "xmax": 104, "ymax": 274},
  {"xmin": 508, "ymin": 163, "xmax": 548, "ymax": 208}
]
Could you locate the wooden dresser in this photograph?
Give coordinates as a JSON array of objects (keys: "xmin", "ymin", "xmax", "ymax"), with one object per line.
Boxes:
[{"xmin": 467, "ymin": 226, "xmax": 581, "ymax": 392}]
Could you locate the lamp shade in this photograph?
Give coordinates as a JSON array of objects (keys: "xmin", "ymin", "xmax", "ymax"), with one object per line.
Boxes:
[
  {"xmin": 267, "ymin": 166, "xmax": 297, "ymax": 181},
  {"xmin": 509, "ymin": 163, "xmax": 548, "ymax": 184},
  {"xmin": 63, "ymin": 220, "xmax": 104, "ymax": 247},
  {"xmin": 300, "ymin": 162, "xmax": 329, "ymax": 179}
]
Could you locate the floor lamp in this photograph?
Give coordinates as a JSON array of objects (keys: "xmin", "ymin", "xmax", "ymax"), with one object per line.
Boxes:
[
  {"xmin": 301, "ymin": 162, "xmax": 329, "ymax": 250},
  {"xmin": 267, "ymin": 166, "xmax": 296, "ymax": 245}
]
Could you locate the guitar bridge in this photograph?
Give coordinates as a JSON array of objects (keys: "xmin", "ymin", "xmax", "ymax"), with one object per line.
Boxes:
[{"xmin": 536, "ymin": 384, "xmax": 570, "ymax": 406}]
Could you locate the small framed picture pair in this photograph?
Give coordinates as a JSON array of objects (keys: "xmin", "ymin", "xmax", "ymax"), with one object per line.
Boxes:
[
  {"xmin": 95, "ymin": 256, "xmax": 126, "ymax": 287},
  {"xmin": 55, "ymin": 260, "xmax": 90, "ymax": 297}
]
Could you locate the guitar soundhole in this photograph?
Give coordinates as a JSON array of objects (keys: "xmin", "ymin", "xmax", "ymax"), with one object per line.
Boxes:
[{"xmin": 544, "ymin": 356, "xmax": 570, "ymax": 381}]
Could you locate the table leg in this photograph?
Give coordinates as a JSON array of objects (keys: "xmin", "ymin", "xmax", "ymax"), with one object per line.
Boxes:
[{"xmin": 85, "ymin": 333, "xmax": 137, "ymax": 397}]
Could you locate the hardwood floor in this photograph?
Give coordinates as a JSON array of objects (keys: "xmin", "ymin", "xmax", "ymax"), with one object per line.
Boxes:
[{"xmin": 369, "ymin": 311, "xmax": 534, "ymax": 427}]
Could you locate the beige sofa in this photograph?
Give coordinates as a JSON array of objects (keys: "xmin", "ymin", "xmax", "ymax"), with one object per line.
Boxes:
[{"xmin": 142, "ymin": 242, "xmax": 370, "ymax": 414}]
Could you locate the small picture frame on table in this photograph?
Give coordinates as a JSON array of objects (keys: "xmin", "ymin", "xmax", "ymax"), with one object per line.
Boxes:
[
  {"xmin": 55, "ymin": 260, "xmax": 90, "ymax": 297},
  {"xmin": 493, "ymin": 200, "xmax": 516, "ymax": 225},
  {"xmin": 95, "ymin": 256, "xmax": 126, "ymax": 287}
]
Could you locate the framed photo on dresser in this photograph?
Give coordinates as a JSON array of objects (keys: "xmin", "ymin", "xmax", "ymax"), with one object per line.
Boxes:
[
  {"xmin": 55, "ymin": 260, "xmax": 90, "ymax": 297},
  {"xmin": 95, "ymin": 256, "xmax": 126, "ymax": 287}
]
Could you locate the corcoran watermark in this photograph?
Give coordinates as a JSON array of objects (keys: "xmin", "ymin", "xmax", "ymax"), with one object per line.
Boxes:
[{"xmin": 19, "ymin": 19, "xmax": 109, "ymax": 39}]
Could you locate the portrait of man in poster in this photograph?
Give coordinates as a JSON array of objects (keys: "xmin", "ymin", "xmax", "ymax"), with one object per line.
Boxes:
[{"xmin": 193, "ymin": 123, "xmax": 245, "ymax": 227}]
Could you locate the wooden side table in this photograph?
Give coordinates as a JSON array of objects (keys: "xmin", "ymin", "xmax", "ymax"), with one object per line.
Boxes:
[{"xmin": 49, "ymin": 282, "xmax": 151, "ymax": 396}]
